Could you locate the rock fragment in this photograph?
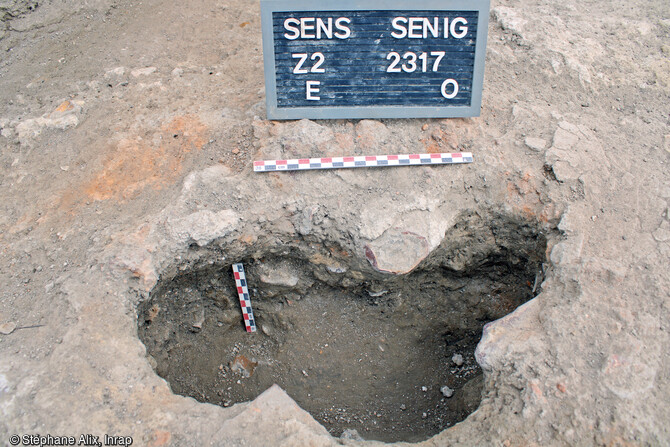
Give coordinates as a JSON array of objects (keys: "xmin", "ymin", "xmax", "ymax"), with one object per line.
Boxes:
[
  {"xmin": 441, "ymin": 386, "xmax": 454, "ymax": 398},
  {"xmin": 365, "ymin": 229, "xmax": 430, "ymax": 274},
  {"xmin": 340, "ymin": 429, "xmax": 363, "ymax": 441},
  {"xmin": 258, "ymin": 261, "xmax": 299, "ymax": 288},
  {"xmin": 230, "ymin": 355, "xmax": 258, "ymax": 378},
  {"xmin": 167, "ymin": 209, "xmax": 240, "ymax": 246},
  {"xmin": 15, "ymin": 100, "xmax": 82, "ymax": 145},
  {"xmin": 0, "ymin": 322, "xmax": 17, "ymax": 335},
  {"xmin": 131, "ymin": 67, "xmax": 157, "ymax": 77},
  {"xmin": 524, "ymin": 136, "xmax": 547, "ymax": 152}
]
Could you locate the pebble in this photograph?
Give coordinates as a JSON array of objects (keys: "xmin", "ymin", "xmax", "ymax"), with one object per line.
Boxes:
[
  {"xmin": 441, "ymin": 386, "xmax": 454, "ymax": 398},
  {"xmin": 131, "ymin": 66, "xmax": 157, "ymax": 77},
  {"xmin": 421, "ymin": 386, "xmax": 428, "ymax": 392},
  {"xmin": 340, "ymin": 429, "xmax": 363, "ymax": 441},
  {"xmin": 400, "ymin": 404, "xmax": 406, "ymax": 410},
  {"xmin": 0, "ymin": 322, "xmax": 17, "ymax": 335},
  {"xmin": 452, "ymin": 353, "xmax": 464, "ymax": 366},
  {"xmin": 422, "ymin": 412, "xmax": 427, "ymax": 419}
]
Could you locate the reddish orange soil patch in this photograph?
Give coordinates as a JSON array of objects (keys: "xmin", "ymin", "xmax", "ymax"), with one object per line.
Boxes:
[
  {"xmin": 420, "ymin": 119, "xmax": 479, "ymax": 154},
  {"xmin": 505, "ymin": 172, "xmax": 558, "ymax": 223},
  {"xmin": 84, "ymin": 115, "xmax": 208, "ymax": 202},
  {"xmin": 148, "ymin": 431, "xmax": 171, "ymax": 447}
]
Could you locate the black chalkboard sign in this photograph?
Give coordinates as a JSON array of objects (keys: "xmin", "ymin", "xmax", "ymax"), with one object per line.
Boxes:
[{"xmin": 261, "ymin": 0, "xmax": 489, "ymax": 120}]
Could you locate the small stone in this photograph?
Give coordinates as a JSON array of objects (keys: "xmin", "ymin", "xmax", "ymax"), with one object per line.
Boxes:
[
  {"xmin": 422, "ymin": 412, "xmax": 428, "ymax": 419},
  {"xmin": 652, "ymin": 221, "xmax": 670, "ymax": 242},
  {"xmin": 421, "ymin": 386, "xmax": 428, "ymax": 392},
  {"xmin": 232, "ymin": 148, "xmax": 240, "ymax": 154},
  {"xmin": 190, "ymin": 308, "xmax": 205, "ymax": 331},
  {"xmin": 146, "ymin": 354, "xmax": 158, "ymax": 370},
  {"xmin": 302, "ymin": 369, "xmax": 309, "ymax": 377},
  {"xmin": 524, "ymin": 136, "xmax": 547, "ymax": 152},
  {"xmin": 326, "ymin": 263, "xmax": 347, "ymax": 274},
  {"xmin": 230, "ymin": 355, "xmax": 258, "ymax": 378},
  {"xmin": 131, "ymin": 67, "xmax": 157, "ymax": 77},
  {"xmin": 452, "ymin": 353, "xmax": 464, "ymax": 366},
  {"xmin": 441, "ymin": 386, "xmax": 454, "ymax": 398},
  {"xmin": 105, "ymin": 67, "xmax": 126, "ymax": 77},
  {"xmin": 145, "ymin": 305, "xmax": 160, "ymax": 323},
  {"xmin": 367, "ymin": 289, "xmax": 388, "ymax": 297},
  {"xmin": 340, "ymin": 429, "xmax": 363, "ymax": 441},
  {"xmin": 0, "ymin": 322, "xmax": 17, "ymax": 335},
  {"xmin": 400, "ymin": 404, "xmax": 406, "ymax": 410},
  {"xmin": 258, "ymin": 261, "xmax": 299, "ymax": 288}
]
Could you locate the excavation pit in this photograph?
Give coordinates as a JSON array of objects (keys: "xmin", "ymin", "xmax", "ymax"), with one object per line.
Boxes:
[{"xmin": 138, "ymin": 212, "xmax": 550, "ymax": 443}]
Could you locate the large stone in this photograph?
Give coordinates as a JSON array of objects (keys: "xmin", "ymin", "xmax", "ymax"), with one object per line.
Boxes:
[
  {"xmin": 475, "ymin": 297, "xmax": 545, "ymax": 373},
  {"xmin": 258, "ymin": 261, "xmax": 300, "ymax": 288},
  {"xmin": 167, "ymin": 209, "xmax": 240, "ymax": 246},
  {"xmin": 364, "ymin": 228, "xmax": 430, "ymax": 274},
  {"xmin": 215, "ymin": 385, "xmax": 334, "ymax": 445}
]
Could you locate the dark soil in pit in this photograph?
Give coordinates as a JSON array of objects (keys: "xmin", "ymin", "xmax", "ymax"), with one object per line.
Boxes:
[{"xmin": 138, "ymin": 214, "xmax": 549, "ymax": 443}]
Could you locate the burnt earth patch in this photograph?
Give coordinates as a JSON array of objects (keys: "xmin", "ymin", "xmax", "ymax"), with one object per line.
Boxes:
[{"xmin": 138, "ymin": 212, "xmax": 550, "ymax": 443}]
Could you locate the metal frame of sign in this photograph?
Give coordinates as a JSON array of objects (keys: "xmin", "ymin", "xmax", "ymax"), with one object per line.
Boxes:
[{"xmin": 261, "ymin": 0, "xmax": 489, "ymax": 120}]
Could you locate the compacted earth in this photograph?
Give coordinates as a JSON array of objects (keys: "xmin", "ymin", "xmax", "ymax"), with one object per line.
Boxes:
[{"xmin": 0, "ymin": 0, "xmax": 668, "ymax": 446}]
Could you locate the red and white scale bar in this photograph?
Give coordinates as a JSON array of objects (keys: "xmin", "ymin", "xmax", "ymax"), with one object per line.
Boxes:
[
  {"xmin": 232, "ymin": 263, "xmax": 256, "ymax": 333},
  {"xmin": 253, "ymin": 152, "xmax": 473, "ymax": 172}
]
